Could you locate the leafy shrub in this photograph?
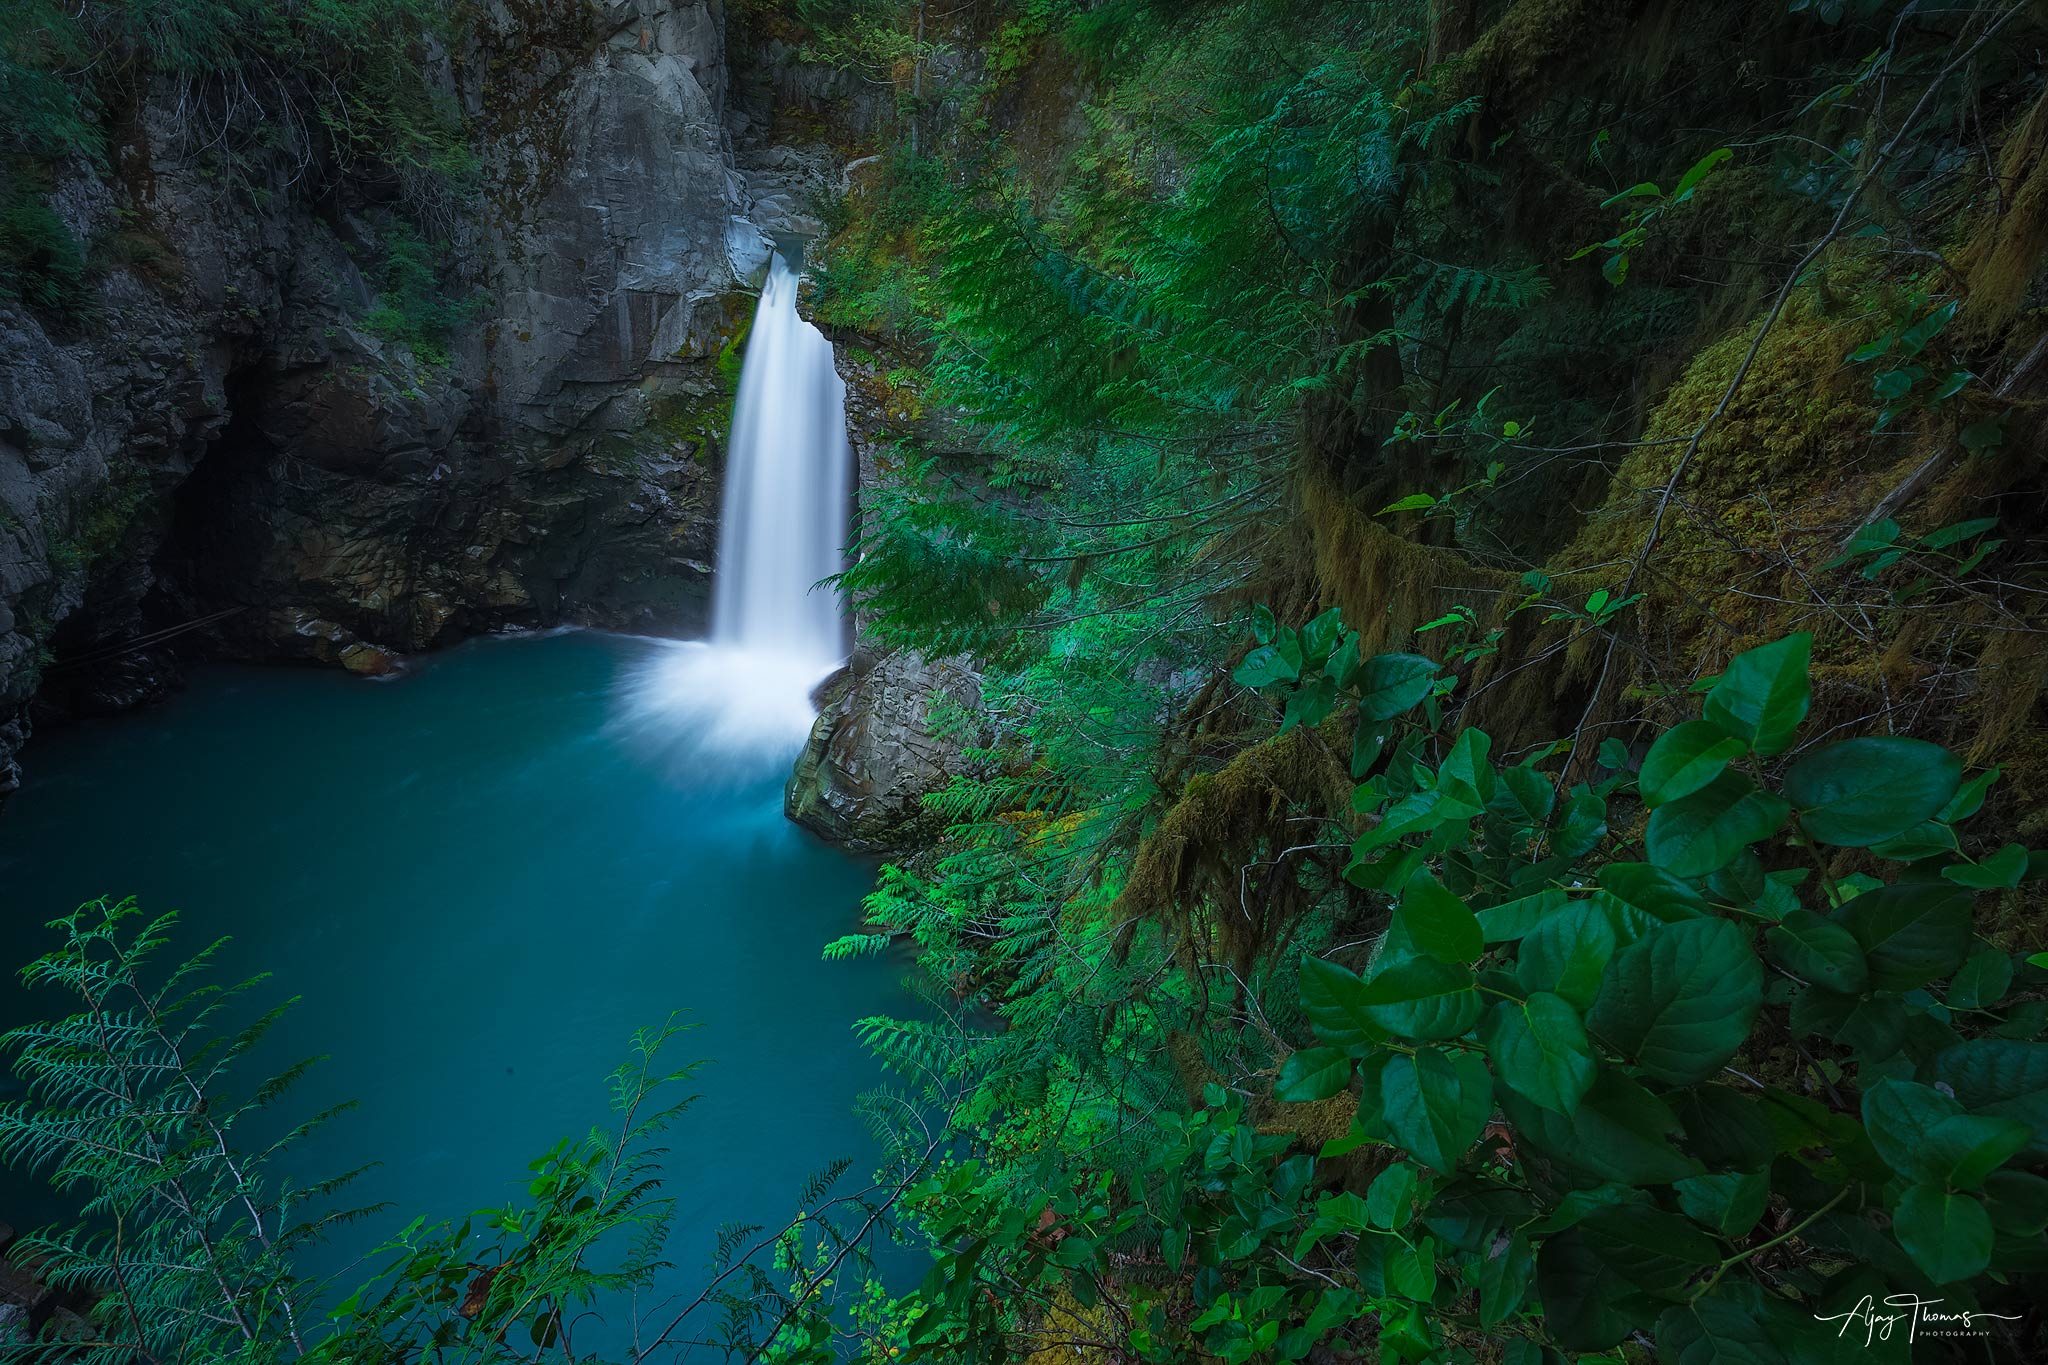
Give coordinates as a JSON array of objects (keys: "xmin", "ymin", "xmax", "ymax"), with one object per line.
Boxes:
[
  {"xmin": 0, "ymin": 900, "xmax": 777, "ymax": 1363},
  {"xmin": 2, "ymin": 0, "xmax": 469, "ymax": 190},
  {"xmin": 876, "ymin": 615, "xmax": 2046, "ymax": 1363},
  {"xmin": 1173, "ymin": 614, "xmax": 2044, "ymax": 1360}
]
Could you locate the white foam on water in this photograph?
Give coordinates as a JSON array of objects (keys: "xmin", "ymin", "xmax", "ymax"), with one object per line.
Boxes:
[{"xmin": 612, "ymin": 640, "xmax": 837, "ymax": 783}]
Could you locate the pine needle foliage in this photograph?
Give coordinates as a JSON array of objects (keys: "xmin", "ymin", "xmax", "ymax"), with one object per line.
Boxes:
[{"xmin": 0, "ymin": 898, "xmax": 354, "ymax": 1363}]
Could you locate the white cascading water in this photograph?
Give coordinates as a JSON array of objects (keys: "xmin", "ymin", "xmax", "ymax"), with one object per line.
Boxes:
[
  {"xmin": 712, "ymin": 253, "xmax": 852, "ymax": 662},
  {"xmin": 614, "ymin": 249, "xmax": 851, "ymax": 774}
]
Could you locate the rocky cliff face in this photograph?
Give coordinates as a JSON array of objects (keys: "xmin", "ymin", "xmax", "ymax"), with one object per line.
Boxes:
[{"xmin": 0, "ymin": 0, "xmax": 843, "ymax": 797}]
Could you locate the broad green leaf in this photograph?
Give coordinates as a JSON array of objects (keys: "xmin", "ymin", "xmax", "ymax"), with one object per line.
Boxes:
[
  {"xmin": 1828, "ymin": 518, "xmax": 1900, "ymax": 562},
  {"xmin": 1529, "ymin": 1184, "xmax": 1647, "ymax": 1235},
  {"xmin": 1492, "ymin": 764, "xmax": 1555, "ymax": 828},
  {"xmin": 1656, "ymin": 1282, "xmax": 1823, "ymax": 1365},
  {"xmin": 1482, "ymin": 992, "xmax": 1596, "ymax": 1115},
  {"xmin": 1380, "ymin": 1046, "xmax": 1492, "ymax": 1173},
  {"xmin": 1644, "ymin": 771, "xmax": 1789, "ymax": 877},
  {"xmin": 1587, "ymin": 917, "xmax": 1763, "ymax": 1084},
  {"xmin": 1364, "ymin": 1161, "xmax": 1418, "ymax": 1229},
  {"xmin": 1298, "ymin": 607, "xmax": 1343, "ymax": 664},
  {"xmin": 1516, "ymin": 899, "xmax": 1616, "ymax": 1010},
  {"xmin": 1672, "ymin": 146, "xmax": 1733, "ymax": 199},
  {"xmin": 1862, "ymin": 1078, "xmax": 2028, "ymax": 1189},
  {"xmin": 1502, "ymin": 1070, "xmax": 1700, "ymax": 1186},
  {"xmin": 1943, "ymin": 841, "xmax": 2028, "ymax": 889},
  {"xmin": 1924, "ymin": 1040, "xmax": 2048, "ymax": 1160},
  {"xmin": 1535, "ymin": 1227, "xmax": 1640, "ymax": 1351},
  {"xmin": 1892, "ymin": 1184, "xmax": 1993, "ymax": 1284},
  {"xmin": 1476, "ymin": 887, "xmax": 1568, "ymax": 942},
  {"xmin": 1577, "ymin": 1202, "xmax": 1717, "ymax": 1297},
  {"xmin": 1394, "ymin": 876, "xmax": 1483, "ymax": 965},
  {"xmin": 1436, "ymin": 726, "xmax": 1496, "ymax": 817},
  {"xmin": 1554, "ymin": 785, "xmax": 1609, "ymax": 858},
  {"xmin": 1234, "ymin": 636, "xmax": 1302, "ymax": 688},
  {"xmin": 1274, "ymin": 1046, "xmax": 1352, "ymax": 1102},
  {"xmin": 1792, "ymin": 985, "xmax": 1904, "ymax": 1061},
  {"xmin": 1346, "ymin": 789, "xmax": 1446, "ymax": 866},
  {"xmin": 1360, "ymin": 937, "xmax": 1484, "ymax": 1040},
  {"xmin": 1363, "ymin": 953, "xmax": 1482, "ymax": 1007},
  {"xmin": 1869, "ymin": 819, "xmax": 1959, "ymax": 862},
  {"xmin": 1949, "ymin": 942, "xmax": 2012, "ymax": 1009},
  {"xmin": 1702, "ymin": 634, "xmax": 1810, "ymax": 755},
  {"xmin": 1365, "ymin": 971, "xmax": 1485, "ymax": 1040},
  {"xmin": 1764, "ymin": 908, "xmax": 1868, "ymax": 993},
  {"xmin": 1351, "ymin": 719, "xmax": 1387, "ymax": 779},
  {"xmin": 1960, "ymin": 415, "xmax": 2005, "ymax": 451},
  {"xmin": 1833, "ymin": 881, "xmax": 1973, "ymax": 991},
  {"xmin": 1675, "ymin": 1169, "xmax": 1769, "ymax": 1238},
  {"xmin": 1354, "ymin": 653, "xmax": 1438, "ymax": 720},
  {"xmin": 1759, "ymin": 1086, "xmax": 1886, "ymax": 1182},
  {"xmin": 1670, "ymin": 1085, "xmax": 1774, "ymax": 1172},
  {"xmin": 1597, "ymin": 861, "xmax": 1710, "ymax": 922},
  {"xmin": 1704, "ymin": 851, "xmax": 1765, "ymax": 906},
  {"xmin": 1299, "ymin": 957, "xmax": 1384, "ymax": 1047},
  {"xmin": 1279, "ymin": 675, "xmax": 1337, "ymax": 732},
  {"xmin": 1898, "ymin": 297, "xmax": 1959, "ymax": 353},
  {"xmin": 1639, "ymin": 721, "xmax": 1746, "ymax": 807},
  {"xmin": 1938, "ymin": 767, "xmax": 2000, "ymax": 822},
  {"xmin": 1050, "ymin": 1235, "xmax": 1097, "ymax": 1270},
  {"xmin": 1477, "ymin": 1230, "xmax": 1534, "ymax": 1327},
  {"xmin": 1751, "ymin": 868, "xmax": 1804, "ymax": 921},
  {"xmin": 1783, "ymin": 736, "xmax": 1962, "ymax": 847},
  {"xmin": 1983, "ymin": 1170, "xmax": 2048, "ymax": 1236}
]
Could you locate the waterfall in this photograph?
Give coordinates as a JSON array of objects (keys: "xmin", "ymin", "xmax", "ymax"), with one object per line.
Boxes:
[
  {"xmin": 711, "ymin": 251, "xmax": 852, "ymax": 664},
  {"xmin": 612, "ymin": 248, "xmax": 852, "ymax": 774}
]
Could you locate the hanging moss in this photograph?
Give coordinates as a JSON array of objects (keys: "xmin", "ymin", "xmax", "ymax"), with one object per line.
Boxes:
[
  {"xmin": 1114, "ymin": 719, "xmax": 1355, "ymax": 980},
  {"xmin": 1960, "ymin": 87, "xmax": 2048, "ymax": 345}
]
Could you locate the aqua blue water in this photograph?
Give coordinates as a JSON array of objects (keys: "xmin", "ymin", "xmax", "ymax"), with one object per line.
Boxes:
[{"xmin": 0, "ymin": 630, "xmax": 906, "ymax": 1343}]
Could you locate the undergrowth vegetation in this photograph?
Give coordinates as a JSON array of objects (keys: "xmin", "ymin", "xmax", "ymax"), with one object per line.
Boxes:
[{"xmin": 797, "ymin": 0, "xmax": 2048, "ymax": 1360}]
